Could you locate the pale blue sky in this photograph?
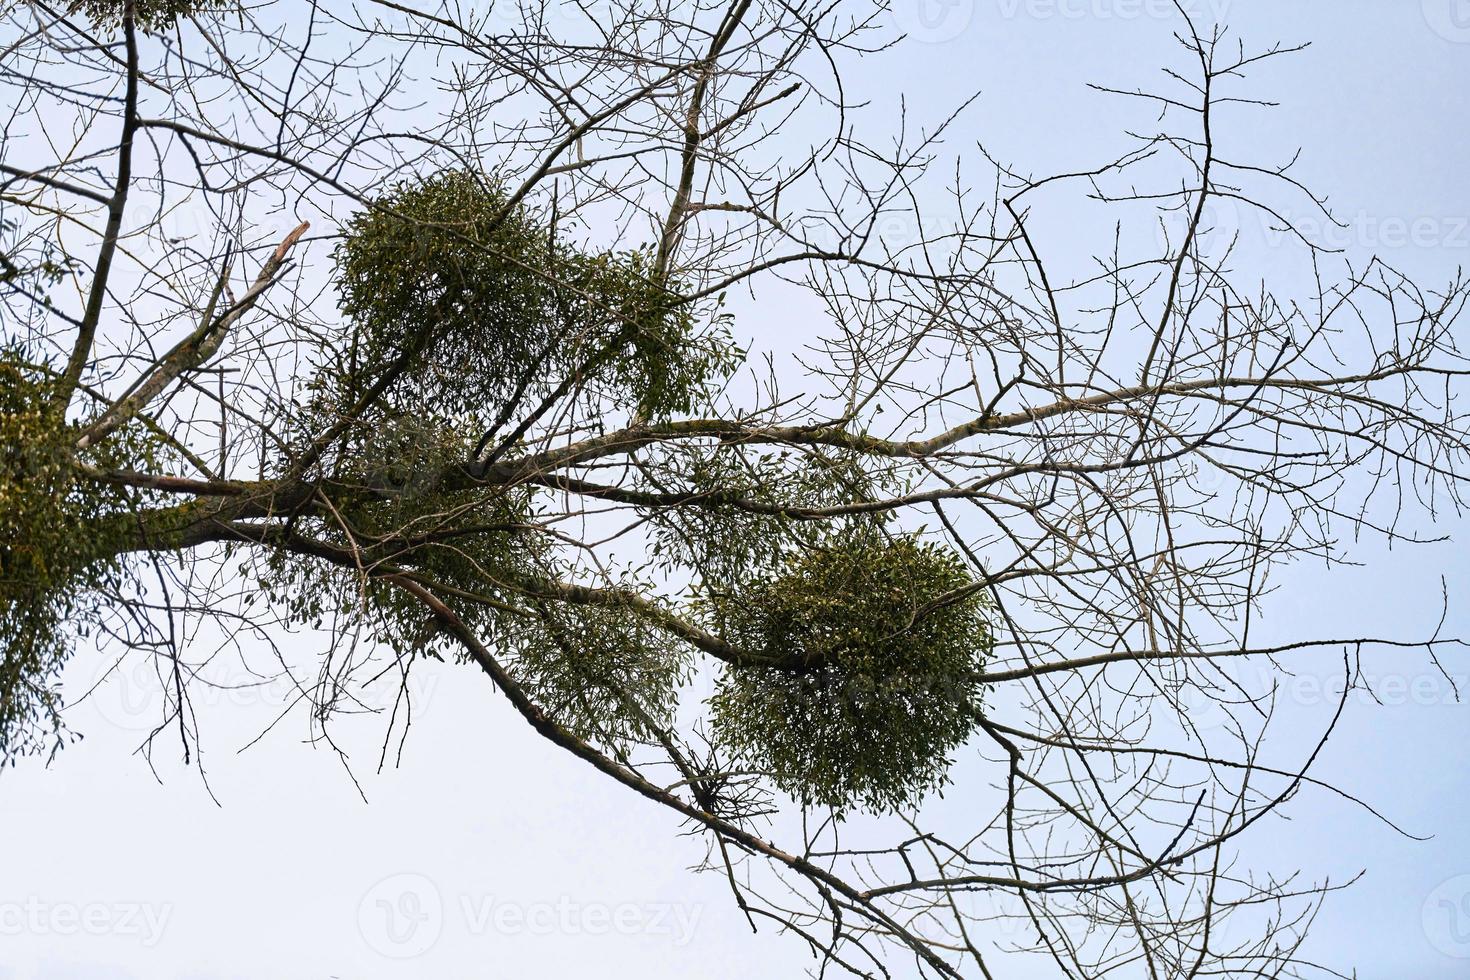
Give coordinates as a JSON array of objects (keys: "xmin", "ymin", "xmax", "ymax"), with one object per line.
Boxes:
[{"xmin": 1, "ymin": 2, "xmax": 1468, "ymax": 978}]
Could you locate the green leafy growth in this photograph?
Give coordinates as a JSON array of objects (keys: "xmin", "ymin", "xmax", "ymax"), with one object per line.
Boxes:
[
  {"xmin": 331, "ymin": 169, "xmax": 739, "ymax": 423},
  {"xmin": 1, "ymin": 216, "xmax": 73, "ymax": 300},
  {"xmin": 0, "ymin": 351, "xmax": 132, "ymax": 761},
  {"xmin": 68, "ymin": 0, "xmax": 235, "ymax": 31},
  {"xmin": 649, "ymin": 445, "xmax": 898, "ymax": 589},
  {"xmin": 252, "ymin": 415, "xmax": 690, "ymax": 754},
  {"xmin": 252, "ymin": 414, "xmax": 541, "ymax": 658},
  {"xmin": 510, "ymin": 599, "xmax": 691, "ymax": 749},
  {"xmin": 708, "ymin": 534, "xmax": 991, "ymax": 813}
]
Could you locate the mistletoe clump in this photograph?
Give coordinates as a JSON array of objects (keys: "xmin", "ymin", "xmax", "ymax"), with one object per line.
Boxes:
[
  {"xmin": 708, "ymin": 535, "xmax": 992, "ymax": 813},
  {"xmin": 648, "ymin": 446, "xmax": 900, "ymax": 590},
  {"xmin": 332, "ymin": 169, "xmax": 739, "ymax": 422},
  {"xmin": 68, "ymin": 0, "xmax": 235, "ymax": 31},
  {"xmin": 0, "ymin": 353, "xmax": 129, "ymax": 761},
  {"xmin": 509, "ymin": 599, "xmax": 692, "ymax": 749},
  {"xmin": 253, "ymin": 412, "xmax": 543, "ymax": 657}
]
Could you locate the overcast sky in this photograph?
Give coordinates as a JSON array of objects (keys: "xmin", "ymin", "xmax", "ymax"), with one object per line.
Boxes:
[{"xmin": 3, "ymin": 1, "xmax": 1469, "ymax": 978}]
